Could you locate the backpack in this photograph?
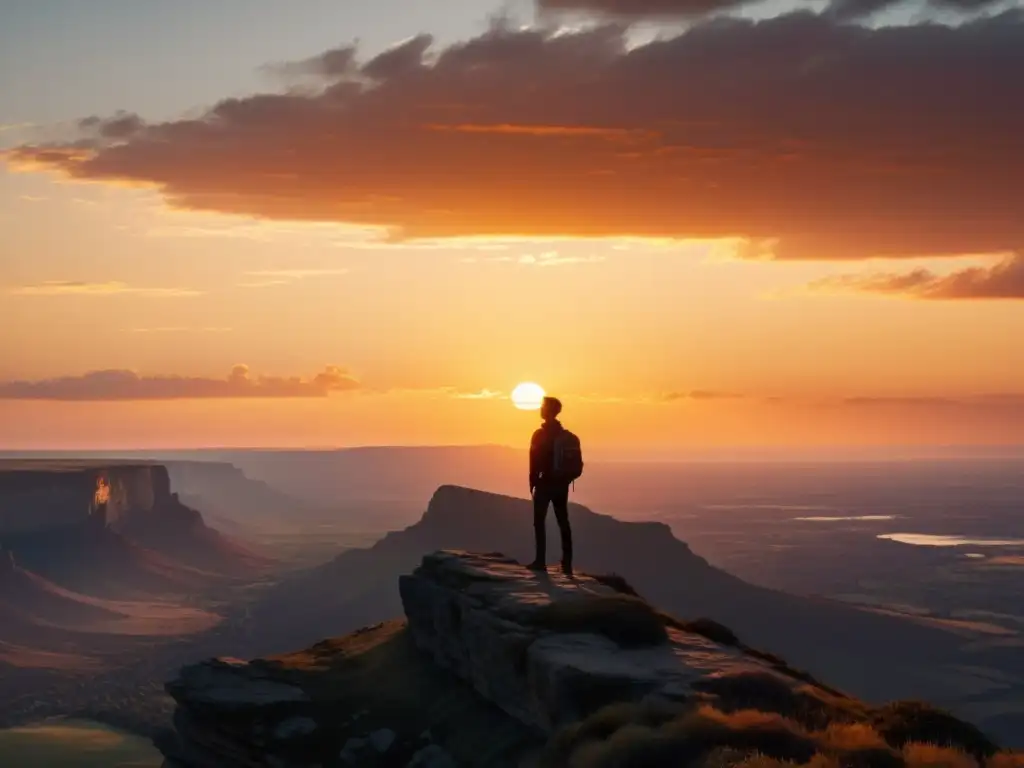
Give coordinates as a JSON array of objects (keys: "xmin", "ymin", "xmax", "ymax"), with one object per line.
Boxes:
[{"xmin": 551, "ymin": 429, "xmax": 584, "ymax": 483}]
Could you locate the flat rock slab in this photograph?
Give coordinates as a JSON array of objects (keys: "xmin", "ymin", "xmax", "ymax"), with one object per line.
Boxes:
[{"xmin": 167, "ymin": 658, "xmax": 309, "ymax": 712}]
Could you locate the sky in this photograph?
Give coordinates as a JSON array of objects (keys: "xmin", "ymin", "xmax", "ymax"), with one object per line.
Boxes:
[{"xmin": 1, "ymin": 0, "xmax": 1023, "ymax": 455}]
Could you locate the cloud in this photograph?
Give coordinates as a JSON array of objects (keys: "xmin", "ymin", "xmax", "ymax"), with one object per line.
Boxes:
[
  {"xmin": 662, "ymin": 390, "xmax": 745, "ymax": 401},
  {"xmin": 811, "ymin": 253, "xmax": 1024, "ymax": 299},
  {"xmin": 5, "ymin": 13, "xmax": 1024, "ymax": 261},
  {"xmin": 0, "ymin": 365, "xmax": 360, "ymax": 401},
  {"xmin": 464, "ymin": 250, "xmax": 605, "ymax": 266},
  {"xmin": 536, "ymin": 0, "xmax": 752, "ymax": 20},
  {"xmin": 827, "ymin": 0, "xmax": 1006, "ymax": 21},
  {"xmin": 264, "ymin": 45, "xmax": 359, "ymax": 80},
  {"xmin": 9, "ymin": 281, "xmax": 202, "ymax": 297},
  {"xmin": 840, "ymin": 394, "xmax": 1024, "ymax": 408},
  {"xmin": 237, "ymin": 268, "xmax": 349, "ymax": 288},
  {"xmin": 244, "ymin": 269, "xmax": 350, "ymax": 279},
  {"xmin": 78, "ymin": 111, "xmax": 146, "ymax": 140},
  {"xmin": 537, "ymin": 0, "xmax": 1006, "ymax": 21},
  {"xmin": 453, "ymin": 388, "xmax": 506, "ymax": 399}
]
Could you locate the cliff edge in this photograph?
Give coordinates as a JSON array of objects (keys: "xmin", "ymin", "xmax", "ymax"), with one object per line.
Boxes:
[{"xmin": 160, "ymin": 551, "xmax": 1008, "ymax": 768}]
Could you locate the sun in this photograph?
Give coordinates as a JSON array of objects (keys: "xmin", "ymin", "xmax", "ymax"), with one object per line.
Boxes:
[{"xmin": 511, "ymin": 382, "xmax": 546, "ymax": 411}]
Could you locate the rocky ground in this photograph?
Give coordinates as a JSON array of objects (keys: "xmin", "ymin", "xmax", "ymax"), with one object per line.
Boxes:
[{"xmin": 157, "ymin": 550, "xmax": 1019, "ymax": 768}]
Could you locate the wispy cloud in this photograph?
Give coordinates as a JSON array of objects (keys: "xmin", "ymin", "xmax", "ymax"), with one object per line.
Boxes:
[
  {"xmin": 809, "ymin": 253, "xmax": 1024, "ymax": 300},
  {"xmin": 453, "ymin": 388, "xmax": 505, "ymax": 400},
  {"xmin": 662, "ymin": 390, "xmax": 746, "ymax": 402},
  {"xmin": 463, "ymin": 250, "xmax": 605, "ymax": 267},
  {"xmin": 0, "ymin": 364, "xmax": 359, "ymax": 401},
  {"xmin": 9, "ymin": 281, "xmax": 203, "ymax": 298},
  {"xmin": 425, "ymin": 123, "xmax": 655, "ymax": 142},
  {"xmin": 237, "ymin": 268, "xmax": 349, "ymax": 288}
]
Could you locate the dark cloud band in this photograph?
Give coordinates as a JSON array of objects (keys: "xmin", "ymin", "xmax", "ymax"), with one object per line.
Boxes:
[
  {"xmin": 0, "ymin": 366, "xmax": 360, "ymax": 401},
  {"xmin": 4, "ymin": 12, "xmax": 1023, "ymax": 262}
]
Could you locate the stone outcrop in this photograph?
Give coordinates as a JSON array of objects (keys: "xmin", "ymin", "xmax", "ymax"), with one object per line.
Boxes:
[
  {"xmin": 0, "ymin": 460, "xmax": 260, "ymax": 580},
  {"xmin": 160, "ymin": 550, "xmax": 837, "ymax": 767},
  {"xmin": 399, "ymin": 551, "xmax": 799, "ymax": 734},
  {"xmin": 0, "ymin": 460, "xmax": 171, "ymax": 534}
]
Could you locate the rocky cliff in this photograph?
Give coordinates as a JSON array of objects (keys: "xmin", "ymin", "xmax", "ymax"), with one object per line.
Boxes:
[
  {"xmin": 0, "ymin": 460, "xmax": 170, "ymax": 534},
  {"xmin": 0, "ymin": 460, "xmax": 263, "ymax": 587},
  {"xmin": 159, "ymin": 550, "xmax": 1008, "ymax": 768}
]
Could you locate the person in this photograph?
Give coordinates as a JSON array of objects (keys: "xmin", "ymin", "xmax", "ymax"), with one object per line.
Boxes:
[{"xmin": 528, "ymin": 396, "xmax": 583, "ymax": 576}]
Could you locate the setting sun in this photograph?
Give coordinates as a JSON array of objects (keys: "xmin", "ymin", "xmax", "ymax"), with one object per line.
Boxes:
[{"xmin": 511, "ymin": 382, "xmax": 546, "ymax": 411}]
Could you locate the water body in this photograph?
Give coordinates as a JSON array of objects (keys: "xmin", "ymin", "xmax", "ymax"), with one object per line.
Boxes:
[
  {"xmin": 0, "ymin": 719, "xmax": 161, "ymax": 767},
  {"xmin": 879, "ymin": 533, "xmax": 1024, "ymax": 548},
  {"xmin": 795, "ymin": 515, "xmax": 896, "ymax": 522}
]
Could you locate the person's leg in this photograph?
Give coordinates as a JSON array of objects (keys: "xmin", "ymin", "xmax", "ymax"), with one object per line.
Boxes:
[
  {"xmin": 530, "ymin": 487, "xmax": 550, "ymax": 568},
  {"xmin": 551, "ymin": 484, "xmax": 573, "ymax": 574}
]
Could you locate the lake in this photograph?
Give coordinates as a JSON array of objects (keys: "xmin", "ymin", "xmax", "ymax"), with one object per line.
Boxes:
[{"xmin": 0, "ymin": 719, "xmax": 162, "ymax": 767}]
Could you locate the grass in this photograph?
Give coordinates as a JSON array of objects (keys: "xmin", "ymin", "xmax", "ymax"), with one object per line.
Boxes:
[
  {"xmin": 872, "ymin": 702, "xmax": 997, "ymax": 760},
  {"xmin": 528, "ymin": 593, "xmax": 670, "ymax": 648},
  {"xmin": 532, "ymin": 572, "xmax": 1011, "ymax": 768},
  {"xmin": 0, "ymin": 720, "xmax": 162, "ymax": 768},
  {"xmin": 540, "ymin": 701, "xmax": 1018, "ymax": 768},
  {"xmin": 690, "ymin": 670, "xmax": 865, "ymax": 732}
]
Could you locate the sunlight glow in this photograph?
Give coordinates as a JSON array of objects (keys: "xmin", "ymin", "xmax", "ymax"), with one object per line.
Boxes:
[{"xmin": 511, "ymin": 382, "xmax": 545, "ymax": 411}]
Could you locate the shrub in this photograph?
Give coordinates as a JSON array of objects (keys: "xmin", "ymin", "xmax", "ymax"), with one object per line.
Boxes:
[
  {"xmin": 694, "ymin": 672, "xmax": 860, "ymax": 732},
  {"xmin": 990, "ymin": 754, "xmax": 1024, "ymax": 768},
  {"xmin": 902, "ymin": 743, "xmax": 979, "ymax": 768},
  {"xmin": 872, "ymin": 702, "xmax": 997, "ymax": 759},
  {"xmin": 540, "ymin": 702, "xmax": 820, "ymax": 768},
  {"xmin": 589, "ymin": 572, "xmax": 642, "ymax": 598},
  {"xmin": 540, "ymin": 699, "xmax": 1021, "ymax": 768},
  {"xmin": 528, "ymin": 593, "xmax": 669, "ymax": 648},
  {"xmin": 667, "ymin": 617, "xmax": 741, "ymax": 647}
]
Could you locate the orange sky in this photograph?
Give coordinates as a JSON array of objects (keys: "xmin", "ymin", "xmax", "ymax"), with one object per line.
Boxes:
[{"xmin": 1, "ymin": 7, "xmax": 1023, "ymax": 454}]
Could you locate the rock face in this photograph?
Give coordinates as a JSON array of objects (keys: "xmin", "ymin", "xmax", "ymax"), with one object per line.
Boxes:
[
  {"xmin": 399, "ymin": 551, "xmax": 794, "ymax": 734},
  {"xmin": 0, "ymin": 460, "xmax": 261, "ymax": 582},
  {"xmin": 161, "ymin": 551, "xmax": 837, "ymax": 767},
  {"xmin": 0, "ymin": 460, "xmax": 169, "ymax": 534}
]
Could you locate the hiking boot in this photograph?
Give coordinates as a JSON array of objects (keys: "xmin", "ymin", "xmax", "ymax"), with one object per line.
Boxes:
[{"xmin": 527, "ymin": 560, "xmax": 546, "ymax": 571}]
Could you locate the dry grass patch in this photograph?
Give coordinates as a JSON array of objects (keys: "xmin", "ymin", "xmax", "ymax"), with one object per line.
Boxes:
[
  {"xmin": 873, "ymin": 702, "xmax": 996, "ymax": 760},
  {"xmin": 541, "ymin": 700, "xmax": 1020, "ymax": 768},
  {"xmin": 990, "ymin": 754, "xmax": 1024, "ymax": 768},
  {"xmin": 692, "ymin": 670, "xmax": 866, "ymax": 732},
  {"xmin": 903, "ymin": 744, "xmax": 980, "ymax": 768}
]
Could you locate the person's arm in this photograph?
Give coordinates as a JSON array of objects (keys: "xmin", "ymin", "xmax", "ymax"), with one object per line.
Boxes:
[{"xmin": 529, "ymin": 428, "xmax": 542, "ymax": 492}]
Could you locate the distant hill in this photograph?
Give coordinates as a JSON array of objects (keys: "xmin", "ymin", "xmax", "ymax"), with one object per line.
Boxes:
[
  {"xmin": 165, "ymin": 461, "xmax": 323, "ymax": 533},
  {"xmin": 223, "ymin": 446, "xmax": 524, "ymax": 507}
]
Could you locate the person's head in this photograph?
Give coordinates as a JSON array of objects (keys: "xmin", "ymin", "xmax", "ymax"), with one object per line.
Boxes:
[{"xmin": 540, "ymin": 396, "xmax": 562, "ymax": 422}]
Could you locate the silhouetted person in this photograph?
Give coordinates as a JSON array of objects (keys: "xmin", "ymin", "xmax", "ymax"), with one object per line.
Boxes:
[{"xmin": 528, "ymin": 396, "xmax": 584, "ymax": 576}]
